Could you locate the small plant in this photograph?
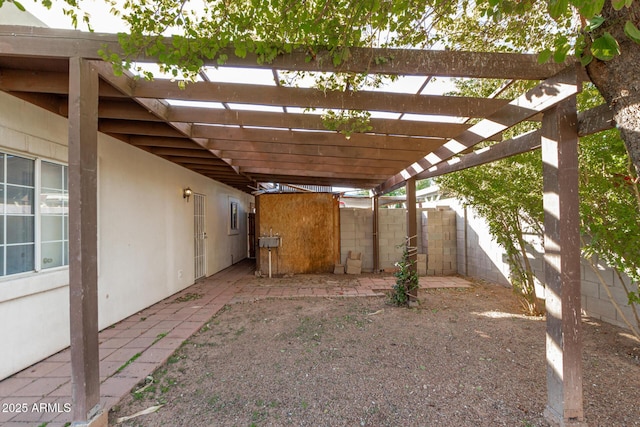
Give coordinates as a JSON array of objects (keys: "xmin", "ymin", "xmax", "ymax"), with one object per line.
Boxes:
[
  {"xmin": 174, "ymin": 292, "xmax": 202, "ymax": 303},
  {"xmin": 388, "ymin": 239, "xmax": 419, "ymax": 307},
  {"xmin": 151, "ymin": 332, "xmax": 168, "ymax": 345},
  {"xmin": 167, "ymin": 355, "xmax": 182, "ymax": 364},
  {"xmin": 116, "ymin": 352, "xmax": 141, "ymax": 374}
]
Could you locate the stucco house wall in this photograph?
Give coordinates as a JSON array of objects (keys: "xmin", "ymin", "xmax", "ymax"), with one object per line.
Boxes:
[{"xmin": 0, "ymin": 91, "xmax": 252, "ymax": 380}]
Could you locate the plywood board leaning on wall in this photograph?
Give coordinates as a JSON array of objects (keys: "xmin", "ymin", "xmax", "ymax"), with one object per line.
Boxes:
[{"xmin": 256, "ymin": 193, "xmax": 340, "ymax": 275}]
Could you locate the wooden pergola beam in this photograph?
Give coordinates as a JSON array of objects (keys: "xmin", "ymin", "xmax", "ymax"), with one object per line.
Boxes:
[
  {"xmin": 133, "ymin": 79, "xmax": 509, "ymax": 118},
  {"xmin": 245, "ymin": 173, "xmax": 381, "ymax": 188},
  {"xmin": 577, "ymin": 103, "xmax": 615, "ymax": 136},
  {"xmin": 128, "ymin": 136, "xmax": 204, "ymax": 149},
  {"xmin": 224, "ymin": 151, "xmax": 409, "ymax": 169},
  {"xmin": 207, "ymin": 139, "xmax": 428, "ymax": 162},
  {"xmin": 241, "ymin": 166, "xmax": 390, "ymax": 180},
  {"xmin": 99, "ymin": 120, "xmax": 185, "ymax": 138},
  {"xmin": 0, "ymin": 70, "xmax": 530, "ymax": 120},
  {"xmin": 193, "ymin": 126, "xmax": 445, "ymax": 151},
  {"xmin": 0, "ymin": 69, "xmax": 125, "ymax": 97},
  {"xmin": 66, "ymin": 98, "xmax": 500, "ymax": 141},
  {"xmin": 375, "ymin": 65, "xmax": 581, "ymax": 195},
  {"xmin": 0, "ymin": 26, "xmax": 566, "ymax": 80},
  {"xmin": 412, "ymin": 103, "xmax": 615, "ymax": 180},
  {"xmin": 90, "ymin": 61, "xmax": 249, "ymax": 178},
  {"xmin": 417, "ymin": 130, "xmax": 542, "ymax": 179},
  {"xmin": 169, "ymin": 105, "xmax": 474, "ymax": 138},
  {"xmin": 236, "ymin": 159, "xmax": 399, "ymax": 176},
  {"xmin": 149, "ymin": 147, "xmax": 220, "ymax": 158}
]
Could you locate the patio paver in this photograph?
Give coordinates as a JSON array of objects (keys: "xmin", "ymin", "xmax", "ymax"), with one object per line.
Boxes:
[{"xmin": 0, "ymin": 260, "xmax": 470, "ymax": 426}]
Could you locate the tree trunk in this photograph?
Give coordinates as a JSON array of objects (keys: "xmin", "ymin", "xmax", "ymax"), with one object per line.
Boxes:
[{"xmin": 586, "ymin": 2, "xmax": 640, "ymax": 176}]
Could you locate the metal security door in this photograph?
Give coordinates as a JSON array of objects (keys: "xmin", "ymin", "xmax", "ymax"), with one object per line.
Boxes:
[{"xmin": 194, "ymin": 193, "xmax": 207, "ymax": 280}]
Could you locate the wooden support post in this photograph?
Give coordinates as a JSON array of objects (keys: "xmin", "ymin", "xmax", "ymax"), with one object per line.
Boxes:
[
  {"xmin": 542, "ymin": 93, "xmax": 586, "ymax": 427},
  {"xmin": 406, "ymin": 178, "xmax": 417, "ymax": 299},
  {"xmin": 372, "ymin": 196, "xmax": 380, "ymax": 273},
  {"xmin": 68, "ymin": 57, "xmax": 102, "ymax": 425},
  {"xmin": 255, "ymin": 196, "xmax": 261, "ymax": 273}
]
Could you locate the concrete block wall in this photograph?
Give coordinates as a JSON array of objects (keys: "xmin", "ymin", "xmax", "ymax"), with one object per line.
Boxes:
[
  {"xmin": 340, "ymin": 208, "xmax": 374, "ymax": 272},
  {"xmin": 447, "ymin": 200, "xmax": 511, "ymax": 286},
  {"xmin": 580, "ymin": 261, "xmax": 637, "ymax": 329},
  {"xmin": 378, "ymin": 208, "xmax": 429, "ymax": 271},
  {"xmin": 378, "ymin": 209, "xmax": 408, "ymax": 270},
  {"xmin": 339, "ymin": 207, "xmax": 452, "ymax": 274},
  {"xmin": 420, "ymin": 210, "xmax": 429, "ymax": 254},
  {"xmin": 436, "ymin": 198, "xmax": 637, "ymax": 331},
  {"xmin": 425, "ymin": 209, "xmax": 457, "ymax": 276}
]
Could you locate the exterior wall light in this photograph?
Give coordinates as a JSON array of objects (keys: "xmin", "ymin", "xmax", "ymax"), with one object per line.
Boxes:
[{"xmin": 183, "ymin": 187, "xmax": 193, "ymax": 202}]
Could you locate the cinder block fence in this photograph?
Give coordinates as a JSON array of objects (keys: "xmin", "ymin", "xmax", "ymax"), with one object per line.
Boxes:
[
  {"xmin": 339, "ymin": 201, "xmax": 636, "ymax": 332},
  {"xmin": 339, "ymin": 207, "xmax": 457, "ymax": 275}
]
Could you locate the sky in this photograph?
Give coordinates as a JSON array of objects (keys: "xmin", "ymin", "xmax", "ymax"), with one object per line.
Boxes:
[{"xmin": 23, "ymin": 0, "xmax": 125, "ymax": 32}]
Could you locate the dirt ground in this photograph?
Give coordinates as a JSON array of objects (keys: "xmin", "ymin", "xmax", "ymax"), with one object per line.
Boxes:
[{"xmin": 109, "ymin": 275, "xmax": 640, "ymax": 427}]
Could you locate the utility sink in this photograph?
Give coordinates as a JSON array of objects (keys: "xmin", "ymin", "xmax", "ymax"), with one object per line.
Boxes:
[{"xmin": 259, "ymin": 236, "xmax": 281, "ymax": 248}]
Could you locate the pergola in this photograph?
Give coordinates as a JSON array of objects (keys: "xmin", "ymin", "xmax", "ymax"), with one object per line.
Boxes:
[{"xmin": 0, "ymin": 25, "xmax": 612, "ymax": 426}]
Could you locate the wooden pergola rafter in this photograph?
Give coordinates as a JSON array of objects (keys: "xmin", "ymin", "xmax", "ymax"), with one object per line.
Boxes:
[
  {"xmin": 0, "ymin": 25, "xmax": 610, "ymax": 194},
  {"xmin": 0, "ymin": 25, "xmax": 611, "ymax": 427}
]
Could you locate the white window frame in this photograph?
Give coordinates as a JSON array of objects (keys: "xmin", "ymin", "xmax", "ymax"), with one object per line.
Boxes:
[
  {"xmin": 228, "ymin": 197, "xmax": 240, "ymax": 235},
  {"xmin": 38, "ymin": 158, "xmax": 69, "ymax": 272},
  {"xmin": 0, "ymin": 149, "xmax": 69, "ymax": 279}
]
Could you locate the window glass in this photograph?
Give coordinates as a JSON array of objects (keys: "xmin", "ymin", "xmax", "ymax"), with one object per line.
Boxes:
[
  {"xmin": 6, "ymin": 186, "xmax": 33, "ymax": 214},
  {"xmin": 42, "ymin": 241, "xmax": 64, "ymax": 268},
  {"xmin": 6, "ymin": 155, "xmax": 34, "ymax": 186},
  {"xmin": 230, "ymin": 201, "xmax": 238, "ymax": 230},
  {"xmin": 41, "ymin": 215, "xmax": 63, "ymax": 241},
  {"xmin": 0, "ymin": 187, "xmax": 3, "ymax": 243},
  {"xmin": 7, "ymin": 216, "xmax": 34, "ymax": 244},
  {"xmin": 41, "ymin": 161, "xmax": 63, "ymax": 190},
  {"xmin": 40, "ymin": 161, "xmax": 68, "ymax": 271},
  {"xmin": 6, "ymin": 244, "xmax": 34, "ymax": 275},
  {"xmin": 40, "ymin": 189, "xmax": 67, "ymax": 214}
]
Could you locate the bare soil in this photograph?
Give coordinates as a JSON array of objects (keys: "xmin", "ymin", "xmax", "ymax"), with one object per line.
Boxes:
[{"xmin": 110, "ymin": 276, "xmax": 640, "ymax": 427}]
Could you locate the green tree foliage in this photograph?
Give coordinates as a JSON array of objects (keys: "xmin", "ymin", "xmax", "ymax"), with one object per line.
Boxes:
[
  {"xmin": 438, "ymin": 82, "xmax": 640, "ymax": 330},
  {"xmin": 6, "ymin": 0, "xmax": 639, "ymax": 170},
  {"xmin": 99, "ymin": 0, "xmax": 458, "ymax": 79},
  {"xmin": 438, "ymin": 150, "xmax": 545, "ymax": 315},
  {"xmin": 579, "ymin": 127, "xmax": 640, "ymax": 335}
]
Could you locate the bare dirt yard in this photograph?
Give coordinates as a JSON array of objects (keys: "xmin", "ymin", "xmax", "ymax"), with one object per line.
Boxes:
[{"xmin": 110, "ymin": 276, "xmax": 640, "ymax": 427}]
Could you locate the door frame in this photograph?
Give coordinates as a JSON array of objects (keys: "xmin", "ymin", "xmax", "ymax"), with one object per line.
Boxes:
[{"xmin": 193, "ymin": 193, "xmax": 206, "ymax": 280}]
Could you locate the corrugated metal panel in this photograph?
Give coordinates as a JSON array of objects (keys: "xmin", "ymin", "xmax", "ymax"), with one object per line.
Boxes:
[{"xmin": 277, "ymin": 184, "xmax": 333, "ymax": 193}]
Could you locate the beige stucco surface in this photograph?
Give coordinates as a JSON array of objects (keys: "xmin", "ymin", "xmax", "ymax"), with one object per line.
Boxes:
[{"xmin": 0, "ymin": 91, "xmax": 252, "ymax": 380}]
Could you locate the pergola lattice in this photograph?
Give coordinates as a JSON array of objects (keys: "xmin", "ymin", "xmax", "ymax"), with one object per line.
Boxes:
[{"xmin": 0, "ymin": 25, "xmax": 611, "ymax": 427}]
